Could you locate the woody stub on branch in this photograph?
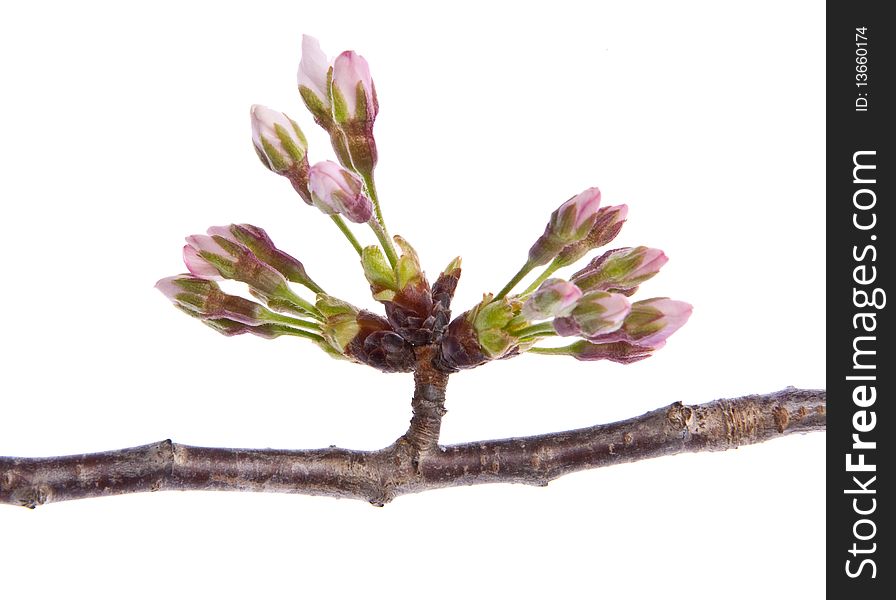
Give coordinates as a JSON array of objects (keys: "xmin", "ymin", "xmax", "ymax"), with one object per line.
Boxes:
[{"xmin": 0, "ymin": 35, "xmax": 825, "ymax": 509}]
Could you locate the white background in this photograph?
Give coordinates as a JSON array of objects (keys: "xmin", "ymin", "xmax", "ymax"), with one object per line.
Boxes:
[{"xmin": 1, "ymin": 1, "xmax": 824, "ymax": 597}]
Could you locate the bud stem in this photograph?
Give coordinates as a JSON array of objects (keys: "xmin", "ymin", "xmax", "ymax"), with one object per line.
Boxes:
[
  {"xmin": 277, "ymin": 327, "xmax": 327, "ymax": 342},
  {"xmin": 494, "ymin": 261, "xmax": 535, "ymax": 301},
  {"xmin": 511, "ymin": 322, "xmax": 557, "ymax": 339},
  {"xmin": 361, "ymin": 172, "xmax": 387, "ymax": 233},
  {"xmin": 527, "ymin": 344, "xmax": 573, "ymax": 356},
  {"xmin": 302, "ymin": 278, "xmax": 326, "ymax": 296},
  {"xmin": 359, "ymin": 173, "xmax": 398, "ymax": 269},
  {"xmin": 330, "ymin": 215, "xmax": 364, "ymax": 256},
  {"xmin": 521, "ymin": 260, "xmax": 562, "ymax": 296},
  {"xmin": 368, "ymin": 218, "xmax": 398, "ymax": 270},
  {"xmin": 283, "ymin": 289, "xmax": 325, "ymax": 321},
  {"xmin": 266, "ymin": 313, "xmax": 322, "ymax": 331}
]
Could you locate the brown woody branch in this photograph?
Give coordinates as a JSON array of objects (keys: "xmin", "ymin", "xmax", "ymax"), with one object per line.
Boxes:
[{"xmin": 1, "ymin": 386, "xmax": 824, "ymax": 509}]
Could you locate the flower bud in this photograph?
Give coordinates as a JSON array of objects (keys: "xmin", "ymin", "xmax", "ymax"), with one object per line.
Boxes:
[
  {"xmin": 297, "ymin": 35, "xmax": 333, "ymax": 125},
  {"xmin": 331, "ymin": 51, "xmax": 378, "ymax": 124},
  {"xmin": 250, "ymin": 105, "xmax": 312, "ymax": 203},
  {"xmin": 201, "ymin": 318, "xmax": 312, "ymax": 341},
  {"xmin": 554, "ymin": 204, "xmax": 628, "ymax": 268},
  {"xmin": 183, "ymin": 234, "xmax": 293, "ymax": 301},
  {"xmin": 521, "ymin": 279, "xmax": 583, "ymax": 321},
  {"xmin": 308, "ymin": 160, "xmax": 373, "ymax": 223},
  {"xmin": 552, "ymin": 291, "xmax": 630, "ymax": 338},
  {"xmin": 571, "ymin": 246, "xmax": 667, "ymax": 294},
  {"xmin": 566, "ymin": 340, "xmax": 656, "ymax": 364},
  {"xmin": 528, "ymin": 188, "xmax": 603, "ymax": 266},
  {"xmin": 616, "ymin": 298, "xmax": 692, "ymax": 348},
  {"xmin": 331, "ymin": 51, "xmax": 379, "ymax": 175},
  {"xmin": 155, "ymin": 275, "xmax": 270, "ymax": 326},
  {"xmin": 207, "ymin": 224, "xmax": 320, "ymax": 292}
]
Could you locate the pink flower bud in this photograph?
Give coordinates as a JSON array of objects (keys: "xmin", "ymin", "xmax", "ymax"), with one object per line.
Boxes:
[
  {"xmin": 621, "ymin": 298, "xmax": 692, "ymax": 348},
  {"xmin": 567, "ymin": 340, "xmax": 655, "ymax": 364},
  {"xmin": 250, "ymin": 105, "xmax": 312, "ymax": 203},
  {"xmin": 297, "ymin": 35, "xmax": 331, "ymax": 117},
  {"xmin": 155, "ymin": 275, "xmax": 268, "ymax": 326},
  {"xmin": 528, "ymin": 187, "xmax": 603, "ymax": 266},
  {"xmin": 183, "ymin": 234, "xmax": 290, "ymax": 299},
  {"xmin": 332, "ymin": 51, "xmax": 377, "ymax": 123},
  {"xmin": 250, "ymin": 105, "xmax": 307, "ymax": 170},
  {"xmin": 554, "ymin": 204, "xmax": 629, "ymax": 268},
  {"xmin": 521, "ymin": 279, "xmax": 583, "ymax": 320},
  {"xmin": 183, "ymin": 242, "xmax": 225, "ymax": 280},
  {"xmin": 571, "ymin": 246, "xmax": 668, "ymax": 293},
  {"xmin": 206, "ymin": 224, "xmax": 319, "ymax": 291},
  {"xmin": 554, "ymin": 188, "xmax": 602, "ymax": 237},
  {"xmin": 553, "ymin": 291, "xmax": 630, "ymax": 337},
  {"xmin": 308, "ymin": 160, "xmax": 373, "ymax": 223}
]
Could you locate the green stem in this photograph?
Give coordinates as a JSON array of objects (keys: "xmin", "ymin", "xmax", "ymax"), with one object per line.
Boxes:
[
  {"xmin": 528, "ymin": 344, "xmax": 574, "ymax": 356},
  {"xmin": 522, "ymin": 261, "xmax": 561, "ymax": 296},
  {"xmin": 511, "ymin": 322, "xmax": 557, "ymax": 339},
  {"xmin": 494, "ymin": 262, "xmax": 535, "ymax": 301},
  {"xmin": 266, "ymin": 313, "xmax": 322, "ymax": 331},
  {"xmin": 301, "ymin": 279, "xmax": 326, "ymax": 296},
  {"xmin": 369, "ymin": 218, "xmax": 398, "ymax": 269},
  {"xmin": 283, "ymin": 290, "xmax": 324, "ymax": 321},
  {"xmin": 362, "ymin": 172, "xmax": 387, "ymax": 232},
  {"xmin": 330, "ymin": 215, "xmax": 363, "ymax": 256},
  {"xmin": 279, "ymin": 327, "xmax": 326, "ymax": 342}
]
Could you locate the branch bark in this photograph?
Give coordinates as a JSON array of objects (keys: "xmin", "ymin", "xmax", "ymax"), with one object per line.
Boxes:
[{"xmin": 1, "ymin": 387, "xmax": 824, "ymax": 509}]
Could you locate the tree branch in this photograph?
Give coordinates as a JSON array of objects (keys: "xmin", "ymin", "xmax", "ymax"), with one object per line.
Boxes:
[{"xmin": 1, "ymin": 387, "xmax": 824, "ymax": 509}]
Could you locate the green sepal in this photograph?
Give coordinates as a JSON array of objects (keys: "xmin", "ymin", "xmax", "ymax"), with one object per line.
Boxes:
[
  {"xmin": 314, "ymin": 339, "xmax": 350, "ymax": 361},
  {"xmin": 394, "ymin": 236, "xmax": 423, "ymax": 290},
  {"xmin": 299, "ymin": 84, "xmax": 333, "ymax": 128},
  {"xmin": 361, "ymin": 245, "xmax": 396, "ymax": 292},
  {"xmin": 479, "ymin": 329, "xmax": 515, "ymax": 358},
  {"xmin": 274, "ymin": 122, "xmax": 306, "ymax": 163},
  {"xmin": 260, "ymin": 136, "xmax": 288, "ymax": 173},
  {"xmin": 315, "ymin": 293, "xmax": 359, "ymax": 318},
  {"xmin": 322, "ymin": 312, "xmax": 361, "ymax": 352},
  {"xmin": 622, "ymin": 299, "xmax": 665, "ymax": 338},
  {"xmin": 441, "ymin": 256, "xmax": 462, "ymax": 276}
]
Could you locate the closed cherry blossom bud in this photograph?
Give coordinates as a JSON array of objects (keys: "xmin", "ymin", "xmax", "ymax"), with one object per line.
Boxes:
[
  {"xmin": 617, "ymin": 298, "xmax": 692, "ymax": 348},
  {"xmin": 567, "ymin": 340, "xmax": 656, "ymax": 364},
  {"xmin": 207, "ymin": 224, "xmax": 321, "ymax": 293},
  {"xmin": 250, "ymin": 105, "xmax": 312, "ymax": 203},
  {"xmin": 183, "ymin": 234, "xmax": 296, "ymax": 303},
  {"xmin": 297, "ymin": 34, "xmax": 333, "ymax": 124},
  {"xmin": 332, "ymin": 50, "xmax": 379, "ymax": 175},
  {"xmin": 521, "ymin": 279, "xmax": 583, "ymax": 321},
  {"xmin": 553, "ymin": 291, "xmax": 630, "ymax": 338},
  {"xmin": 332, "ymin": 51, "xmax": 378, "ymax": 124},
  {"xmin": 155, "ymin": 275, "xmax": 269, "ymax": 326},
  {"xmin": 571, "ymin": 246, "xmax": 667, "ymax": 294},
  {"xmin": 308, "ymin": 160, "xmax": 373, "ymax": 223},
  {"xmin": 528, "ymin": 188, "xmax": 603, "ymax": 266},
  {"xmin": 202, "ymin": 318, "xmax": 318, "ymax": 341},
  {"xmin": 554, "ymin": 204, "xmax": 629, "ymax": 269}
]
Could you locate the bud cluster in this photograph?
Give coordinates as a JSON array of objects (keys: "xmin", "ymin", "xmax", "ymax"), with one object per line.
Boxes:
[
  {"xmin": 437, "ymin": 187, "xmax": 690, "ymax": 368},
  {"xmin": 158, "ymin": 35, "xmax": 692, "ymax": 381}
]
